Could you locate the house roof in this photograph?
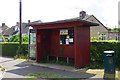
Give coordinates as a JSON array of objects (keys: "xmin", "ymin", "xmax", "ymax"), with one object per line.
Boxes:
[
  {"xmin": 84, "ymin": 15, "xmax": 108, "ymax": 30},
  {"xmin": 29, "ymin": 18, "xmax": 99, "ymax": 29},
  {"xmin": 3, "ymin": 23, "xmax": 28, "ymax": 36},
  {"xmin": 0, "ymin": 25, "xmax": 9, "ymax": 31},
  {"xmin": 0, "ymin": 24, "xmax": 9, "ymax": 34},
  {"xmin": 12, "ymin": 31, "xmax": 18, "ymax": 35},
  {"xmin": 20, "ymin": 23, "xmax": 28, "ymax": 34},
  {"xmin": 3, "ymin": 26, "xmax": 16, "ymax": 36},
  {"xmin": 66, "ymin": 15, "xmax": 108, "ymax": 30},
  {"xmin": 3, "ymin": 20, "xmax": 42, "ymax": 36}
]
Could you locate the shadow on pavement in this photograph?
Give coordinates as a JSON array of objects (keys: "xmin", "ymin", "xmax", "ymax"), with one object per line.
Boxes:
[{"xmin": 4, "ymin": 61, "xmax": 96, "ymax": 79}]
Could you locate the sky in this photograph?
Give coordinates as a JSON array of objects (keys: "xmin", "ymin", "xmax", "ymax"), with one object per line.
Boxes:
[{"xmin": 0, "ymin": 0, "xmax": 120, "ymax": 28}]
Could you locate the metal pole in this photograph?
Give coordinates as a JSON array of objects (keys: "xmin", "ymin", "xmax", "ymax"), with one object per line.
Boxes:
[{"xmin": 19, "ymin": 0, "xmax": 22, "ymax": 48}]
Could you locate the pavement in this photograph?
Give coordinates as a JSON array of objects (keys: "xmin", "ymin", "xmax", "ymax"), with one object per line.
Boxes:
[
  {"xmin": 0, "ymin": 68, "xmax": 3, "ymax": 80},
  {"xmin": 27, "ymin": 60, "xmax": 105, "ymax": 78},
  {"xmin": 0, "ymin": 57, "xmax": 105, "ymax": 79}
]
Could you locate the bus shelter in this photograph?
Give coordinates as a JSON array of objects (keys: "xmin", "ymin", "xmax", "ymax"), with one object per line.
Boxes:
[{"xmin": 29, "ymin": 18, "xmax": 98, "ymax": 68}]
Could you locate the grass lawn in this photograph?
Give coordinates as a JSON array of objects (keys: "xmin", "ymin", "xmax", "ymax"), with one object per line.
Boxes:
[
  {"xmin": 26, "ymin": 72, "xmax": 84, "ymax": 80},
  {"xmin": 26, "ymin": 72, "xmax": 69, "ymax": 78}
]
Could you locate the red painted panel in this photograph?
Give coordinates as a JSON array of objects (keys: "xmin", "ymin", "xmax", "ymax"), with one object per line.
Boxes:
[
  {"xmin": 49, "ymin": 29, "xmax": 74, "ymax": 58},
  {"xmin": 36, "ymin": 29, "xmax": 43, "ymax": 62},
  {"xmin": 74, "ymin": 26, "xmax": 90, "ymax": 68},
  {"xmin": 36, "ymin": 28, "xmax": 74, "ymax": 62},
  {"xmin": 36, "ymin": 26, "xmax": 90, "ymax": 68}
]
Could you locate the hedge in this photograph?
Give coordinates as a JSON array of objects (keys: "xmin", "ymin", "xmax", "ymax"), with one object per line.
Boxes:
[
  {"xmin": 91, "ymin": 42, "xmax": 120, "ymax": 67},
  {"xmin": 0, "ymin": 42, "xmax": 120, "ymax": 67},
  {"xmin": 0, "ymin": 42, "xmax": 28, "ymax": 57}
]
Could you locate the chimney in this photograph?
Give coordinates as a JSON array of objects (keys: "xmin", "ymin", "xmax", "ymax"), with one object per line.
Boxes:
[
  {"xmin": 28, "ymin": 20, "xmax": 31, "ymax": 23},
  {"xmin": 79, "ymin": 11, "xmax": 86, "ymax": 19},
  {"xmin": 16, "ymin": 22, "xmax": 19, "ymax": 25},
  {"xmin": 2, "ymin": 23, "xmax": 5, "ymax": 27}
]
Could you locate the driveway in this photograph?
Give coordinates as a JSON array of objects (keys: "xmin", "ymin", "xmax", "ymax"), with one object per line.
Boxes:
[{"xmin": 0, "ymin": 57, "xmax": 95, "ymax": 79}]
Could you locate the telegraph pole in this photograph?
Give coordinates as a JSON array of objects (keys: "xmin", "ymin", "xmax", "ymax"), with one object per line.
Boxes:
[{"xmin": 19, "ymin": 0, "xmax": 22, "ymax": 47}]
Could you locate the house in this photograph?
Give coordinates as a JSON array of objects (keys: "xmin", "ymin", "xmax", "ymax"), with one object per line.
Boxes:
[
  {"xmin": 3, "ymin": 26, "xmax": 18, "ymax": 37},
  {"xmin": 3, "ymin": 22, "xmax": 28, "ymax": 36},
  {"xmin": 0, "ymin": 23, "xmax": 9, "ymax": 35},
  {"xmin": 74, "ymin": 11, "xmax": 109, "ymax": 40},
  {"xmin": 107, "ymin": 31, "xmax": 119, "ymax": 40},
  {"xmin": 3, "ymin": 20, "xmax": 42, "ymax": 37},
  {"xmin": 106, "ymin": 28, "xmax": 120, "ymax": 40},
  {"xmin": 0, "ymin": 23, "xmax": 9, "ymax": 41},
  {"xmin": 29, "ymin": 18, "xmax": 98, "ymax": 68},
  {"xmin": 84, "ymin": 16, "xmax": 108, "ymax": 40}
]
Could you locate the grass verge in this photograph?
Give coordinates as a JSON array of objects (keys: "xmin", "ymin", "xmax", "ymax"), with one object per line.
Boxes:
[
  {"xmin": 0, "ymin": 65, "xmax": 5, "ymax": 72},
  {"xmin": 26, "ymin": 72, "xmax": 70, "ymax": 79},
  {"xmin": 14, "ymin": 54, "xmax": 29, "ymax": 61}
]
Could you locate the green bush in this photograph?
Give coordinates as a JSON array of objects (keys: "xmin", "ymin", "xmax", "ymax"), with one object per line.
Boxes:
[
  {"xmin": 15, "ymin": 45, "xmax": 28, "ymax": 59},
  {"xmin": 9, "ymin": 34, "xmax": 28, "ymax": 43},
  {"xmin": 0, "ymin": 42, "xmax": 28, "ymax": 57},
  {"xmin": 16, "ymin": 45, "xmax": 28, "ymax": 55},
  {"xmin": 9, "ymin": 35, "xmax": 19, "ymax": 42},
  {"xmin": 0, "ymin": 41, "xmax": 120, "ymax": 68},
  {"xmin": 91, "ymin": 42, "xmax": 120, "ymax": 68}
]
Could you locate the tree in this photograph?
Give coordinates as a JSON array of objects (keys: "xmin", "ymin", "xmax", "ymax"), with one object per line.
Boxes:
[
  {"xmin": 108, "ymin": 28, "xmax": 120, "ymax": 32},
  {"xmin": 9, "ymin": 34, "xmax": 28, "ymax": 43}
]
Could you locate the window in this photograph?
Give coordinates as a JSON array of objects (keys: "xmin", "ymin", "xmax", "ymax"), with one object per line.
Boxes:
[
  {"xmin": 60, "ymin": 29, "xmax": 74, "ymax": 45},
  {"xmin": 29, "ymin": 29, "xmax": 36, "ymax": 44},
  {"xmin": 98, "ymin": 33, "xmax": 106, "ymax": 40},
  {"xmin": 29, "ymin": 29, "xmax": 36, "ymax": 59}
]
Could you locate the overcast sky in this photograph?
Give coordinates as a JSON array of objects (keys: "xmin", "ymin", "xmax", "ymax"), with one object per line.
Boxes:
[{"xmin": 0, "ymin": 0, "xmax": 119, "ymax": 28}]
